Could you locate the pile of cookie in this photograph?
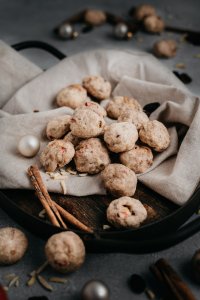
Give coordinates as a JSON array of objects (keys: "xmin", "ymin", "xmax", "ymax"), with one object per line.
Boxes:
[{"xmin": 40, "ymin": 75, "xmax": 170, "ymax": 229}]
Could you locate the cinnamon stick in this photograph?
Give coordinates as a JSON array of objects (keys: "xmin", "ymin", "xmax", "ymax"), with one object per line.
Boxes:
[
  {"xmin": 150, "ymin": 258, "xmax": 196, "ymax": 300},
  {"xmin": 27, "ymin": 165, "xmax": 67, "ymax": 229},
  {"xmin": 54, "ymin": 202, "xmax": 93, "ymax": 234}
]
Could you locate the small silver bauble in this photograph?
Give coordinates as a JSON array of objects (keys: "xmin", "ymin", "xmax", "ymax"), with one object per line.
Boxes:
[
  {"xmin": 58, "ymin": 23, "xmax": 73, "ymax": 39},
  {"xmin": 81, "ymin": 280, "xmax": 110, "ymax": 300},
  {"xmin": 18, "ymin": 135, "xmax": 40, "ymax": 158},
  {"xmin": 113, "ymin": 22, "xmax": 128, "ymax": 39}
]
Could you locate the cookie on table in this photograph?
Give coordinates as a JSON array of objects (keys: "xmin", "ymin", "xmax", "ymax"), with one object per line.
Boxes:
[
  {"xmin": 120, "ymin": 145, "xmax": 153, "ymax": 174},
  {"xmin": 70, "ymin": 108, "xmax": 105, "ymax": 138},
  {"xmin": 79, "ymin": 101, "xmax": 107, "ymax": 117},
  {"xmin": 106, "ymin": 96, "xmax": 142, "ymax": 119},
  {"xmin": 63, "ymin": 131, "xmax": 82, "ymax": 147},
  {"xmin": 101, "ymin": 163, "xmax": 137, "ymax": 197},
  {"xmin": 82, "ymin": 76, "xmax": 111, "ymax": 100},
  {"xmin": 118, "ymin": 109, "xmax": 149, "ymax": 130},
  {"xmin": 56, "ymin": 84, "xmax": 87, "ymax": 109},
  {"xmin": 40, "ymin": 140, "xmax": 75, "ymax": 172},
  {"xmin": 46, "ymin": 115, "xmax": 71, "ymax": 140},
  {"xmin": 104, "ymin": 122, "xmax": 138, "ymax": 153},
  {"xmin": 139, "ymin": 120, "xmax": 170, "ymax": 152},
  {"xmin": 74, "ymin": 138, "xmax": 110, "ymax": 174},
  {"xmin": 107, "ymin": 197, "xmax": 147, "ymax": 228}
]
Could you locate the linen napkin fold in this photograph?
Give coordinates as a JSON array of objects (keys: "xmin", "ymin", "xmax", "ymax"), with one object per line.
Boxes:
[{"xmin": 0, "ymin": 44, "xmax": 199, "ymax": 205}]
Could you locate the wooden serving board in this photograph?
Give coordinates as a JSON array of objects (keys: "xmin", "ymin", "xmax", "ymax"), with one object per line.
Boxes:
[{"xmin": 3, "ymin": 183, "xmax": 178, "ymax": 232}]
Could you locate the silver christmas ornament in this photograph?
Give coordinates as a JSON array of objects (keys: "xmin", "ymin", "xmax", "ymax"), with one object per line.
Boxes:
[
  {"xmin": 58, "ymin": 23, "xmax": 73, "ymax": 39},
  {"xmin": 113, "ymin": 22, "xmax": 128, "ymax": 39},
  {"xmin": 18, "ymin": 135, "xmax": 40, "ymax": 158},
  {"xmin": 81, "ymin": 280, "xmax": 110, "ymax": 300}
]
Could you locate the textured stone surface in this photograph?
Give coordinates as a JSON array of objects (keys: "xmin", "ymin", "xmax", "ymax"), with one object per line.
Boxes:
[{"xmin": 0, "ymin": 0, "xmax": 200, "ymax": 299}]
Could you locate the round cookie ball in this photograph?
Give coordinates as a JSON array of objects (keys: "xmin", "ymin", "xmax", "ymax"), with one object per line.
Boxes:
[
  {"xmin": 120, "ymin": 145, "xmax": 153, "ymax": 174},
  {"xmin": 70, "ymin": 108, "xmax": 105, "ymax": 138},
  {"xmin": 40, "ymin": 140, "xmax": 75, "ymax": 172},
  {"xmin": 45, "ymin": 231, "xmax": 85, "ymax": 273},
  {"xmin": 153, "ymin": 39, "xmax": 177, "ymax": 58},
  {"xmin": 79, "ymin": 101, "xmax": 107, "ymax": 117},
  {"xmin": 46, "ymin": 115, "xmax": 71, "ymax": 140},
  {"xmin": 84, "ymin": 9, "xmax": 107, "ymax": 26},
  {"xmin": 82, "ymin": 76, "xmax": 111, "ymax": 100},
  {"xmin": 56, "ymin": 84, "xmax": 87, "ymax": 109},
  {"xmin": 139, "ymin": 120, "xmax": 170, "ymax": 152},
  {"xmin": 101, "ymin": 164, "xmax": 137, "ymax": 197},
  {"xmin": 106, "ymin": 96, "xmax": 142, "ymax": 119},
  {"xmin": 134, "ymin": 4, "xmax": 156, "ymax": 21},
  {"xmin": 63, "ymin": 131, "xmax": 82, "ymax": 147},
  {"xmin": 74, "ymin": 138, "xmax": 110, "ymax": 174},
  {"xmin": 104, "ymin": 122, "xmax": 138, "ymax": 153},
  {"xmin": 144, "ymin": 15, "xmax": 165, "ymax": 33},
  {"xmin": 107, "ymin": 197, "xmax": 147, "ymax": 228},
  {"xmin": 118, "ymin": 109, "xmax": 149, "ymax": 130},
  {"xmin": 0, "ymin": 227, "xmax": 28, "ymax": 265}
]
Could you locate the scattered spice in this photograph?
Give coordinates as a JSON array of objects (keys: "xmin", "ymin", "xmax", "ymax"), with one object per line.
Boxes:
[
  {"xmin": 48, "ymin": 277, "xmax": 68, "ymax": 284},
  {"xmin": 33, "ymin": 109, "xmax": 40, "ymax": 113},
  {"xmin": 173, "ymin": 71, "xmax": 192, "ymax": 84},
  {"xmin": 8, "ymin": 276, "xmax": 19, "ymax": 288},
  {"xmin": 66, "ymin": 167, "xmax": 77, "ymax": 175},
  {"xmin": 78, "ymin": 173, "xmax": 88, "ymax": 177},
  {"xmin": 37, "ymin": 275, "xmax": 53, "ymax": 292},
  {"xmin": 103, "ymin": 224, "xmax": 111, "ymax": 230},
  {"xmin": 27, "ymin": 274, "xmax": 36, "ymax": 287},
  {"xmin": 175, "ymin": 62, "xmax": 186, "ymax": 69},
  {"xmin": 4, "ymin": 274, "xmax": 17, "ymax": 281},
  {"xmin": 145, "ymin": 288, "xmax": 156, "ymax": 299},
  {"xmin": 38, "ymin": 209, "xmax": 46, "ymax": 219},
  {"xmin": 60, "ymin": 180, "xmax": 67, "ymax": 195}
]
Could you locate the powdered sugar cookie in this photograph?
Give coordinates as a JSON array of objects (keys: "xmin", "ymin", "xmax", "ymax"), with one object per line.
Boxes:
[
  {"xmin": 40, "ymin": 140, "xmax": 75, "ymax": 172},
  {"xmin": 118, "ymin": 109, "xmax": 149, "ymax": 130},
  {"xmin": 106, "ymin": 96, "xmax": 142, "ymax": 119},
  {"xmin": 104, "ymin": 122, "xmax": 138, "ymax": 153},
  {"xmin": 139, "ymin": 120, "xmax": 170, "ymax": 152},
  {"xmin": 101, "ymin": 164, "xmax": 137, "ymax": 197},
  {"xmin": 107, "ymin": 197, "xmax": 147, "ymax": 228},
  {"xmin": 79, "ymin": 101, "xmax": 107, "ymax": 117},
  {"xmin": 74, "ymin": 138, "xmax": 110, "ymax": 174},
  {"xmin": 56, "ymin": 84, "xmax": 87, "ymax": 109},
  {"xmin": 70, "ymin": 108, "xmax": 105, "ymax": 138},
  {"xmin": 120, "ymin": 145, "xmax": 153, "ymax": 174},
  {"xmin": 82, "ymin": 76, "xmax": 111, "ymax": 100},
  {"xmin": 46, "ymin": 115, "xmax": 71, "ymax": 140}
]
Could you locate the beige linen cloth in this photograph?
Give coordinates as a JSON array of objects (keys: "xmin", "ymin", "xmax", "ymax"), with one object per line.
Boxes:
[{"xmin": 0, "ymin": 40, "xmax": 200, "ymax": 206}]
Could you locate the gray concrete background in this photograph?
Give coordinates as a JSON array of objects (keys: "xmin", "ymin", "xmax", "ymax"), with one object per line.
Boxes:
[{"xmin": 0, "ymin": 0, "xmax": 200, "ymax": 299}]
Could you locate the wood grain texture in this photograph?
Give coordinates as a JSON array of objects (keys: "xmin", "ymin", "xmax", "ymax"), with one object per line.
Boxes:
[{"xmin": 3, "ymin": 183, "xmax": 178, "ymax": 232}]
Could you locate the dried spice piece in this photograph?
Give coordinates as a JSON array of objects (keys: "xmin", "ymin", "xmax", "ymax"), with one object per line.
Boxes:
[
  {"xmin": 8, "ymin": 276, "xmax": 19, "ymax": 287},
  {"xmin": 48, "ymin": 277, "xmax": 68, "ymax": 284},
  {"xmin": 145, "ymin": 288, "xmax": 156, "ymax": 299},
  {"xmin": 4, "ymin": 274, "xmax": 17, "ymax": 281},
  {"xmin": 38, "ymin": 209, "xmax": 46, "ymax": 219},
  {"xmin": 37, "ymin": 275, "xmax": 53, "ymax": 292},
  {"xmin": 27, "ymin": 274, "xmax": 36, "ymax": 287},
  {"xmin": 175, "ymin": 62, "xmax": 186, "ymax": 69},
  {"xmin": 128, "ymin": 274, "xmax": 146, "ymax": 294},
  {"xmin": 173, "ymin": 71, "xmax": 192, "ymax": 84},
  {"xmin": 143, "ymin": 102, "xmax": 160, "ymax": 116}
]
